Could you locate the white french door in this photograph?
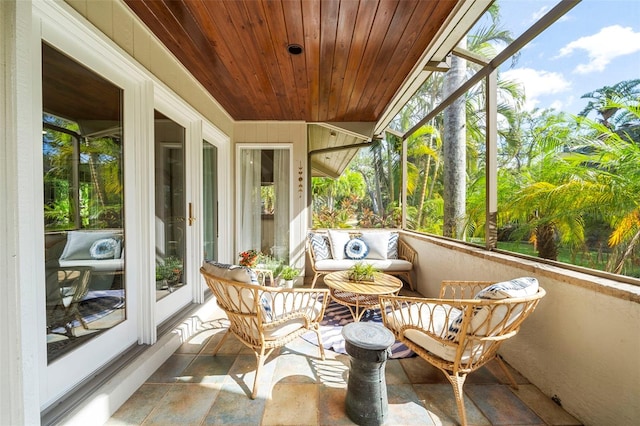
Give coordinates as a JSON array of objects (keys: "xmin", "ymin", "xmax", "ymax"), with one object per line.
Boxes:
[{"xmin": 153, "ymin": 108, "xmax": 196, "ymax": 325}]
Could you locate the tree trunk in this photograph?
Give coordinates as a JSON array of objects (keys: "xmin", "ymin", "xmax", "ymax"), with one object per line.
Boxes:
[
  {"xmin": 613, "ymin": 227, "xmax": 640, "ymax": 274},
  {"xmin": 536, "ymin": 223, "xmax": 558, "ymax": 261},
  {"xmin": 416, "ymin": 151, "xmax": 431, "ymax": 228},
  {"xmin": 443, "ymin": 40, "xmax": 467, "ymax": 239}
]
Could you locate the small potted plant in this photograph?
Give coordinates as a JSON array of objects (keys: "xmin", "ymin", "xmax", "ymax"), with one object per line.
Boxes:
[
  {"xmin": 279, "ymin": 266, "xmax": 300, "ymax": 288},
  {"xmin": 348, "ymin": 262, "xmax": 378, "ymax": 282},
  {"xmin": 238, "ymin": 249, "xmax": 260, "ymax": 267}
]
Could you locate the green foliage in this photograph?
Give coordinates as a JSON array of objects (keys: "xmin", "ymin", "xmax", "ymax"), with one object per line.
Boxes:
[
  {"xmin": 156, "ymin": 256, "xmax": 183, "ymax": 282},
  {"xmin": 279, "ymin": 266, "xmax": 300, "ymax": 280},
  {"xmin": 348, "ymin": 262, "xmax": 379, "ymax": 282}
]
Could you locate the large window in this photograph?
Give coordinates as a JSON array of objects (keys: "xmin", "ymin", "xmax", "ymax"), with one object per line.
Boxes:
[
  {"xmin": 400, "ymin": 0, "xmax": 640, "ymax": 279},
  {"xmin": 238, "ymin": 147, "xmax": 291, "ymax": 263},
  {"xmin": 42, "ymin": 43, "xmax": 125, "ymax": 362},
  {"xmin": 312, "ymin": 1, "xmax": 640, "ymax": 281}
]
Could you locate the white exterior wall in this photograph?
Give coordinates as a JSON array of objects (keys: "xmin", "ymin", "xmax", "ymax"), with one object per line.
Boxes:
[
  {"xmin": 403, "ymin": 232, "xmax": 640, "ymax": 426},
  {"xmin": 1, "ymin": 1, "xmax": 42, "ymax": 424}
]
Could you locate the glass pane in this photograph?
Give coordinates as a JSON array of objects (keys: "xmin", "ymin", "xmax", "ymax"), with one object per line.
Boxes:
[
  {"xmin": 203, "ymin": 142, "xmax": 218, "ymax": 260},
  {"xmin": 42, "ymin": 43, "xmax": 125, "ymax": 363},
  {"xmin": 311, "ymin": 141, "xmax": 402, "ymax": 229},
  {"xmin": 154, "ymin": 112, "xmax": 186, "ymax": 299},
  {"xmin": 239, "ymin": 148, "xmax": 290, "ymax": 266}
]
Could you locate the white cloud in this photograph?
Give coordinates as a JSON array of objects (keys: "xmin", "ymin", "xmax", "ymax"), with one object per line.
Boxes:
[
  {"xmin": 530, "ymin": 6, "xmax": 550, "ymax": 22},
  {"xmin": 501, "ymin": 68, "xmax": 571, "ymax": 110},
  {"xmin": 556, "ymin": 25, "xmax": 640, "ymax": 74}
]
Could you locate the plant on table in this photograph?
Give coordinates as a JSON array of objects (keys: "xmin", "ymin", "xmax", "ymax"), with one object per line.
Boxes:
[{"xmin": 348, "ymin": 262, "xmax": 379, "ymax": 282}]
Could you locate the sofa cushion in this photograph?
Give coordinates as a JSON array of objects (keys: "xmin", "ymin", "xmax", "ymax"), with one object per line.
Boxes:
[
  {"xmin": 345, "ymin": 238, "xmax": 369, "ymax": 260},
  {"xmin": 60, "ymin": 230, "xmax": 122, "ymax": 261},
  {"xmin": 58, "ymin": 258, "xmax": 123, "ymax": 273},
  {"xmin": 327, "ymin": 230, "xmax": 351, "ymax": 260},
  {"xmin": 314, "ymin": 258, "xmax": 412, "ymax": 272},
  {"xmin": 387, "ymin": 232, "xmax": 399, "ymax": 259},
  {"xmin": 360, "ymin": 231, "xmax": 391, "ymax": 259},
  {"xmin": 308, "ymin": 232, "xmax": 331, "ymax": 261}
]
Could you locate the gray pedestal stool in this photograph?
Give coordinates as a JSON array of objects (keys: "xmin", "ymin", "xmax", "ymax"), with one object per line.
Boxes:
[{"xmin": 342, "ymin": 321, "xmax": 395, "ymax": 426}]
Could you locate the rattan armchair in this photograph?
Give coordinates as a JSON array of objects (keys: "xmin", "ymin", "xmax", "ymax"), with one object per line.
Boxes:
[
  {"xmin": 200, "ymin": 265, "xmax": 330, "ymax": 398},
  {"xmin": 380, "ymin": 279, "xmax": 545, "ymax": 426}
]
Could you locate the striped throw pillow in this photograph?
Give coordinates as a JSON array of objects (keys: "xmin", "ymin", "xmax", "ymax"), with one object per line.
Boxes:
[{"xmin": 308, "ymin": 232, "xmax": 331, "ymax": 261}]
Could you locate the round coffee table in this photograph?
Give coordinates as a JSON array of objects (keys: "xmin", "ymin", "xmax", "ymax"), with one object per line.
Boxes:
[{"xmin": 324, "ymin": 270, "xmax": 403, "ymax": 321}]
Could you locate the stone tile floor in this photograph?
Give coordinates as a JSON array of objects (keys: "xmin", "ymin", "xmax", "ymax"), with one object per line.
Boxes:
[{"xmin": 106, "ymin": 297, "xmax": 582, "ymax": 426}]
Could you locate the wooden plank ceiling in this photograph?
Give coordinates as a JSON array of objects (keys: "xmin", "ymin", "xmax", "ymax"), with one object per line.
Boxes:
[{"xmin": 123, "ymin": 0, "xmax": 458, "ymax": 123}]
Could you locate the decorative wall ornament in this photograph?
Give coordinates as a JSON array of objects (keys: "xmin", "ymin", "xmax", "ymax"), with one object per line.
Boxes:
[{"xmin": 298, "ymin": 161, "xmax": 304, "ymax": 198}]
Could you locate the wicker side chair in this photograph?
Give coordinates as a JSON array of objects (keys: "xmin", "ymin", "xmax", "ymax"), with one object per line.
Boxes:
[
  {"xmin": 200, "ymin": 265, "xmax": 330, "ymax": 399},
  {"xmin": 379, "ymin": 279, "xmax": 545, "ymax": 426}
]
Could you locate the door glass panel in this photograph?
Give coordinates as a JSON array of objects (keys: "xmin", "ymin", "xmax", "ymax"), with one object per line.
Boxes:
[
  {"xmin": 154, "ymin": 111, "xmax": 186, "ymax": 300},
  {"xmin": 203, "ymin": 142, "xmax": 218, "ymax": 260},
  {"xmin": 42, "ymin": 43, "xmax": 125, "ymax": 363},
  {"xmin": 239, "ymin": 148, "xmax": 290, "ymax": 264}
]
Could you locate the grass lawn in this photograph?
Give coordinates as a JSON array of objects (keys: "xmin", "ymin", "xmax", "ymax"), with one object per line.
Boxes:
[{"xmin": 496, "ymin": 241, "xmax": 640, "ymax": 278}]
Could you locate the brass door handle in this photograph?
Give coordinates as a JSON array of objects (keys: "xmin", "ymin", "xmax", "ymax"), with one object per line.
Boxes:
[{"xmin": 188, "ymin": 202, "xmax": 196, "ymax": 226}]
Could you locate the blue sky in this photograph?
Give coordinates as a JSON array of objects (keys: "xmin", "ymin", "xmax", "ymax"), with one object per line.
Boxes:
[{"xmin": 493, "ymin": 0, "xmax": 640, "ymax": 117}]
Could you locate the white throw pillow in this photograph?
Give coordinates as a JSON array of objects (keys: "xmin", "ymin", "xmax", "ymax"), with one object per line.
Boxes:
[
  {"xmin": 360, "ymin": 231, "xmax": 391, "ymax": 259},
  {"xmin": 475, "ymin": 277, "xmax": 539, "ymax": 299},
  {"xmin": 327, "ymin": 230, "xmax": 351, "ymax": 260},
  {"xmin": 201, "ymin": 261, "xmax": 258, "ymax": 284}
]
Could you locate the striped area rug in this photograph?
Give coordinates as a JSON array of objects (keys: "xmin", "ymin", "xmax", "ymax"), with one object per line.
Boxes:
[{"xmin": 302, "ymin": 298, "xmax": 415, "ymax": 359}]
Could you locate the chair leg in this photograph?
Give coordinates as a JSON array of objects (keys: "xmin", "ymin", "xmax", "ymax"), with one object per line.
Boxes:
[
  {"xmin": 311, "ymin": 273, "xmax": 320, "ymax": 288},
  {"xmin": 445, "ymin": 372, "xmax": 469, "ymax": 426},
  {"xmin": 497, "ymin": 355, "xmax": 519, "ymax": 389},
  {"xmin": 211, "ymin": 329, "xmax": 231, "ymax": 356},
  {"xmin": 314, "ymin": 327, "xmax": 326, "ymax": 360},
  {"xmin": 404, "ymin": 272, "xmax": 415, "ymax": 291},
  {"xmin": 251, "ymin": 347, "xmax": 275, "ymax": 399}
]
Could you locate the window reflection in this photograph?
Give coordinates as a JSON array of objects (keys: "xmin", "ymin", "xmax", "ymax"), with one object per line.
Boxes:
[
  {"xmin": 154, "ymin": 111, "xmax": 186, "ymax": 299},
  {"xmin": 42, "ymin": 43, "xmax": 125, "ymax": 363}
]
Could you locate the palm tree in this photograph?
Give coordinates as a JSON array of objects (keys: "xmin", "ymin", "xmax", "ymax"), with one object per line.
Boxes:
[
  {"xmin": 577, "ymin": 99, "xmax": 640, "ymax": 273},
  {"xmin": 578, "ymin": 79, "xmax": 640, "ymax": 128},
  {"xmin": 442, "ymin": 3, "xmax": 519, "ymax": 239}
]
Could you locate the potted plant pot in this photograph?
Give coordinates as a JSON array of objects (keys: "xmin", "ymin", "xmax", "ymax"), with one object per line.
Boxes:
[{"xmin": 279, "ymin": 266, "xmax": 299, "ymax": 288}]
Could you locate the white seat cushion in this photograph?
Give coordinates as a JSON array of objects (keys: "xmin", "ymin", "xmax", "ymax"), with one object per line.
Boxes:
[
  {"xmin": 59, "ymin": 258, "xmax": 123, "ymax": 273},
  {"xmin": 385, "ymin": 303, "xmax": 482, "ymax": 362},
  {"xmin": 314, "ymin": 258, "xmax": 412, "ymax": 272},
  {"xmin": 262, "ymin": 298, "xmax": 325, "ymax": 340}
]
